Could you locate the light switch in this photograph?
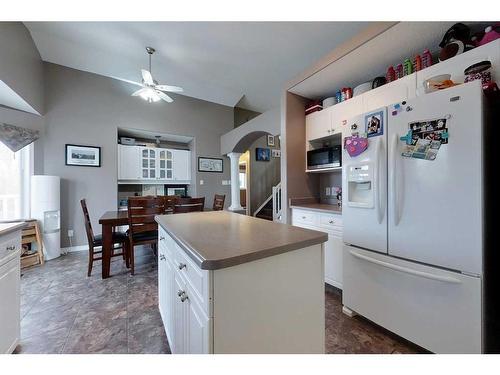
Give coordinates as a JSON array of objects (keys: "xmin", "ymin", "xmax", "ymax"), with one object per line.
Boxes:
[
  {"xmin": 199, "ymin": 180, "xmax": 204, "ymax": 185},
  {"xmin": 326, "ymin": 187, "xmax": 331, "ymax": 196}
]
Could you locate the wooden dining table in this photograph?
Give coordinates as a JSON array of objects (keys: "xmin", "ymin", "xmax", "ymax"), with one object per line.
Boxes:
[
  {"xmin": 98, "ymin": 207, "xmax": 177, "ymax": 278},
  {"xmin": 98, "ymin": 205, "xmax": 207, "ymax": 278},
  {"xmin": 98, "ymin": 210, "xmax": 129, "ymax": 279}
]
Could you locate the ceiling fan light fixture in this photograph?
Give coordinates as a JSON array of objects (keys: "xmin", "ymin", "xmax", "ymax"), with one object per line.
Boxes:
[{"xmin": 139, "ymin": 88, "xmax": 161, "ymax": 103}]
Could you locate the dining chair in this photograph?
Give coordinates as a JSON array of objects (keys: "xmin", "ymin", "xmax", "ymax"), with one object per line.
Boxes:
[
  {"xmin": 80, "ymin": 199, "xmax": 128, "ymax": 277},
  {"xmin": 161, "ymin": 195, "xmax": 178, "ymax": 214},
  {"xmin": 127, "ymin": 196, "xmax": 165, "ymax": 275},
  {"xmin": 174, "ymin": 197, "xmax": 205, "ymax": 213},
  {"xmin": 212, "ymin": 194, "xmax": 225, "ymax": 211}
]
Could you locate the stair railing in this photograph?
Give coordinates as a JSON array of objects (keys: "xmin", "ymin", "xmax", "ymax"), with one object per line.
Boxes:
[{"xmin": 253, "ymin": 182, "xmax": 282, "ymax": 222}]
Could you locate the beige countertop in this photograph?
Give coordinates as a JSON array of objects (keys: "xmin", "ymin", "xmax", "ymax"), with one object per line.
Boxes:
[
  {"xmin": 290, "ymin": 203, "xmax": 342, "ymax": 214},
  {"xmin": 155, "ymin": 211, "xmax": 328, "ymax": 270},
  {"xmin": 0, "ymin": 222, "xmax": 27, "ymax": 236}
]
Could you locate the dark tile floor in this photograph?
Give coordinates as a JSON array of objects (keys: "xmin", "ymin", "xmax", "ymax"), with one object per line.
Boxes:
[{"xmin": 15, "ymin": 247, "xmax": 422, "ymax": 354}]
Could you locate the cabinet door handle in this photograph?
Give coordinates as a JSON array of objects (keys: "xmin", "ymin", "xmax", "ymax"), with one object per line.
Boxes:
[
  {"xmin": 178, "ymin": 263, "xmax": 187, "ymax": 270},
  {"xmin": 160, "ymin": 236, "xmax": 165, "ymax": 241},
  {"xmin": 327, "ymin": 129, "xmax": 331, "ymax": 133},
  {"xmin": 180, "ymin": 294, "xmax": 189, "ymax": 302},
  {"xmin": 6, "ymin": 245, "xmax": 16, "ymax": 251},
  {"xmin": 177, "ymin": 290, "xmax": 185, "ymax": 297},
  {"xmin": 159, "ymin": 254, "xmax": 166, "ymax": 261}
]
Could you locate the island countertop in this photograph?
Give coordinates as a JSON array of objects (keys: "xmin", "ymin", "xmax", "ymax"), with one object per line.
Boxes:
[{"xmin": 155, "ymin": 211, "xmax": 328, "ymax": 270}]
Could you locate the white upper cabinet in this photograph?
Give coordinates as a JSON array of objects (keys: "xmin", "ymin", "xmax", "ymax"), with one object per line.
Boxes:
[
  {"xmin": 173, "ymin": 149, "xmax": 191, "ymax": 182},
  {"xmin": 306, "ymin": 107, "xmax": 332, "ymax": 141},
  {"xmin": 118, "ymin": 144, "xmax": 191, "ymax": 183},
  {"xmin": 362, "ymin": 74, "xmax": 416, "ymax": 113},
  {"xmin": 118, "ymin": 145, "xmax": 141, "ymax": 180},
  {"xmin": 331, "ymin": 95, "xmax": 363, "ymax": 135}
]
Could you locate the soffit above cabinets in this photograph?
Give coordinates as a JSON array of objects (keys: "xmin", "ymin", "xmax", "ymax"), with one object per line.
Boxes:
[
  {"xmin": 288, "ymin": 22, "xmax": 458, "ymax": 101},
  {"xmin": 118, "ymin": 127, "xmax": 194, "ymax": 144}
]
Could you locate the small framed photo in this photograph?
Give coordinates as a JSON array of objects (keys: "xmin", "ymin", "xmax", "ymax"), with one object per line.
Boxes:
[
  {"xmin": 365, "ymin": 110, "xmax": 384, "ymax": 138},
  {"xmin": 198, "ymin": 157, "xmax": 223, "ymax": 173},
  {"xmin": 267, "ymin": 135, "xmax": 275, "ymax": 147},
  {"xmin": 272, "ymin": 149, "xmax": 281, "ymax": 158},
  {"xmin": 65, "ymin": 144, "xmax": 101, "ymax": 167},
  {"xmin": 256, "ymin": 148, "xmax": 271, "ymax": 162}
]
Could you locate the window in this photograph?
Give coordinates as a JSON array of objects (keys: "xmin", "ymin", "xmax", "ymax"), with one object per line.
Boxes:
[{"xmin": 0, "ymin": 142, "xmax": 33, "ymax": 220}]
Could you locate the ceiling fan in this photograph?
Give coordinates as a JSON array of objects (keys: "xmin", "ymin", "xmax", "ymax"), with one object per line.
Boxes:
[{"xmin": 128, "ymin": 47, "xmax": 183, "ymax": 103}]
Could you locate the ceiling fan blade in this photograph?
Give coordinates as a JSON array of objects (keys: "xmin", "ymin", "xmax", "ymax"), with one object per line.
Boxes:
[
  {"xmin": 155, "ymin": 85, "xmax": 184, "ymax": 93},
  {"xmin": 141, "ymin": 69, "xmax": 154, "ymax": 85},
  {"xmin": 131, "ymin": 87, "xmax": 148, "ymax": 96},
  {"xmin": 113, "ymin": 77, "xmax": 144, "ymax": 87},
  {"xmin": 156, "ymin": 90, "xmax": 173, "ymax": 103}
]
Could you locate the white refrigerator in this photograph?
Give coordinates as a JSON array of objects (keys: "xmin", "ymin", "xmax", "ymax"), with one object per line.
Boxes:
[{"xmin": 342, "ymin": 81, "xmax": 485, "ymax": 353}]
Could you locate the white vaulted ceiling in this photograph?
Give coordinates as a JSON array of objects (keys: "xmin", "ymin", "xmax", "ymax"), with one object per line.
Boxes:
[{"xmin": 24, "ymin": 22, "xmax": 369, "ymax": 112}]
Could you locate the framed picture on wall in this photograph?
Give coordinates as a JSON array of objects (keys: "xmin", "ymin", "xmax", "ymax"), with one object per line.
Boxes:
[
  {"xmin": 198, "ymin": 157, "xmax": 223, "ymax": 173},
  {"xmin": 255, "ymin": 148, "xmax": 271, "ymax": 162},
  {"xmin": 267, "ymin": 135, "xmax": 275, "ymax": 147},
  {"xmin": 65, "ymin": 144, "xmax": 101, "ymax": 167}
]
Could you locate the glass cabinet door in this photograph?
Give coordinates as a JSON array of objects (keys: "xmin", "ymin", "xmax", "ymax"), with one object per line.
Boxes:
[
  {"xmin": 141, "ymin": 148, "xmax": 157, "ymax": 179},
  {"xmin": 158, "ymin": 149, "xmax": 173, "ymax": 180}
]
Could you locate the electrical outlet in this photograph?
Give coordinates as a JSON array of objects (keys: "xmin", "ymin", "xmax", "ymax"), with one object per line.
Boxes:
[
  {"xmin": 199, "ymin": 180, "xmax": 204, "ymax": 185},
  {"xmin": 325, "ymin": 187, "xmax": 331, "ymax": 196},
  {"xmin": 68, "ymin": 229, "xmax": 74, "ymax": 238}
]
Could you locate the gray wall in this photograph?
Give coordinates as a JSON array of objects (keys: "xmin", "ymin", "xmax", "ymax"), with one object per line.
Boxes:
[
  {"xmin": 248, "ymin": 135, "xmax": 280, "ymax": 214},
  {"xmin": 281, "ymin": 91, "xmax": 319, "ymax": 223},
  {"xmin": 0, "ymin": 22, "xmax": 44, "ymax": 114},
  {"xmin": 42, "ymin": 63, "xmax": 233, "ymax": 247},
  {"xmin": 234, "ymin": 106, "xmax": 260, "ymax": 128},
  {"xmin": 221, "ymin": 107, "xmax": 280, "ymax": 155}
]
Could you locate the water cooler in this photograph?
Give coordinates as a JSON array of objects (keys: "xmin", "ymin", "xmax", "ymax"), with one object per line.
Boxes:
[{"xmin": 31, "ymin": 175, "xmax": 61, "ymax": 260}]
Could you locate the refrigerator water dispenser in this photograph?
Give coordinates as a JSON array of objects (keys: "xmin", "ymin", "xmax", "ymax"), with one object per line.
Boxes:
[{"xmin": 347, "ymin": 164, "xmax": 374, "ymax": 208}]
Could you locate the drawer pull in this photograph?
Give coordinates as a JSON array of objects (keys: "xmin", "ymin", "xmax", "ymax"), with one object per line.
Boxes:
[
  {"xmin": 178, "ymin": 263, "xmax": 187, "ymax": 270},
  {"xmin": 180, "ymin": 294, "xmax": 189, "ymax": 302},
  {"xmin": 177, "ymin": 290, "xmax": 185, "ymax": 297},
  {"xmin": 302, "ymin": 216, "xmax": 306, "ymax": 219},
  {"xmin": 159, "ymin": 254, "xmax": 166, "ymax": 261},
  {"xmin": 329, "ymin": 220, "xmax": 334, "ymax": 224},
  {"xmin": 6, "ymin": 245, "xmax": 16, "ymax": 251}
]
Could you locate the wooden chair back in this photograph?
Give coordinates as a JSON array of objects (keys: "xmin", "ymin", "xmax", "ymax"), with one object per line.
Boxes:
[
  {"xmin": 212, "ymin": 194, "xmax": 225, "ymax": 211},
  {"xmin": 127, "ymin": 196, "xmax": 165, "ymax": 235},
  {"xmin": 174, "ymin": 197, "xmax": 205, "ymax": 213},
  {"xmin": 161, "ymin": 195, "xmax": 178, "ymax": 214},
  {"xmin": 80, "ymin": 199, "xmax": 95, "ymax": 245}
]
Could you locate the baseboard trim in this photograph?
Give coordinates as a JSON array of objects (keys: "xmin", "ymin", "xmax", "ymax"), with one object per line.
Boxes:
[{"xmin": 61, "ymin": 245, "xmax": 88, "ymax": 253}]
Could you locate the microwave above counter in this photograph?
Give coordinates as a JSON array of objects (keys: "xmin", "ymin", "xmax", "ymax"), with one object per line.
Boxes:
[{"xmin": 306, "ymin": 145, "xmax": 342, "ymax": 173}]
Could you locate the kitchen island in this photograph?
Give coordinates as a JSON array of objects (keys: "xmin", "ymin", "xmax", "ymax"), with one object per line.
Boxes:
[{"xmin": 155, "ymin": 211, "xmax": 328, "ymax": 354}]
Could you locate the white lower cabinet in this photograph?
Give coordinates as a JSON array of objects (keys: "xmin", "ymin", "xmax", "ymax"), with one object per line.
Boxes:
[
  {"xmin": 0, "ymin": 229, "xmax": 21, "ymax": 354},
  {"xmin": 291, "ymin": 208, "xmax": 343, "ymax": 289}
]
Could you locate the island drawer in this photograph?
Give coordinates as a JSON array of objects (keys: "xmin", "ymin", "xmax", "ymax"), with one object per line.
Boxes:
[
  {"xmin": 170, "ymin": 239, "xmax": 212, "ymax": 316},
  {"xmin": 0, "ymin": 230, "xmax": 21, "ymax": 263}
]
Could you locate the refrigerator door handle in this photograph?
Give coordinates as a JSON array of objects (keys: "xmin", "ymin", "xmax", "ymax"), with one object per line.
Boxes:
[
  {"xmin": 391, "ymin": 133, "xmax": 400, "ymax": 226},
  {"xmin": 376, "ymin": 138, "xmax": 385, "ymax": 224},
  {"xmin": 349, "ymin": 250, "xmax": 462, "ymax": 284}
]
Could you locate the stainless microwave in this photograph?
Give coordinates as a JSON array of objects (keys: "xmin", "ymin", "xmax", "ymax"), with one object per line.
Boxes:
[{"xmin": 307, "ymin": 145, "xmax": 341, "ymax": 170}]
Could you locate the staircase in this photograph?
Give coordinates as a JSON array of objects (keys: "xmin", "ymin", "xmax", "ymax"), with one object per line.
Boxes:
[{"xmin": 253, "ymin": 183, "xmax": 282, "ymax": 222}]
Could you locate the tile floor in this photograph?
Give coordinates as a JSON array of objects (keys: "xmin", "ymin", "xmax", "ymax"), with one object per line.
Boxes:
[{"xmin": 15, "ymin": 247, "xmax": 423, "ymax": 354}]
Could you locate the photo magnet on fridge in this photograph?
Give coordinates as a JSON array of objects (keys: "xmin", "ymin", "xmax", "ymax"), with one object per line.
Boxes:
[
  {"xmin": 365, "ymin": 110, "xmax": 384, "ymax": 138},
  {"xmin": 401, "ymin": 118, "xmax": 449, "ymax": 161}
]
